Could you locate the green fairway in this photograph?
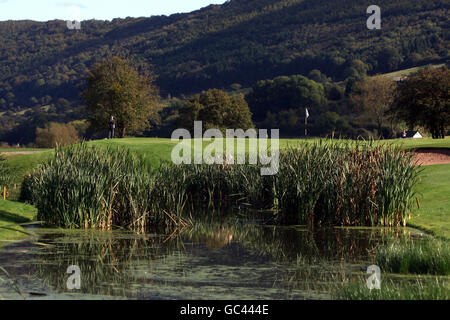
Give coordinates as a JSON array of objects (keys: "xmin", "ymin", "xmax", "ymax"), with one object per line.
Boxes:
[
  {"xmin": 0, "ymin": 200, "xmax": 37, "ymax": 243},
  {"xmin": 2, "ymin": 150, "xmax": 52, "ymax": 184},
  {"xmin": 90, "ymin": 137, "xmax": 450, "ymax": 159},
  {"xmin": 2, "ymin": 137, "xmax": 449, "ymax": 184},
  {"xmin": 381, "ymin": 64, "xmax": 445, "ymax": 80},
  {"xmin": 409, "ymin": 164, "xmax": 450, "ymax": 239},
  {"xmin": 2, "ymin": 137, "xmax": 449, "ymax": 180},
  {"xmin": 89, "ymin": 138, "xmax": 176, "ymax": 167},
  {"xmin": 381, "ymin": 138, "xmax": 450, "ymax": 150},
  {"xmin": 281, "ymin": 137, "xmax": 450, "ymax": 150}
]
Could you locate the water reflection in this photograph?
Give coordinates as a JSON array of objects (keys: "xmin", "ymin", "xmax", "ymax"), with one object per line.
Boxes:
[{"xmin": 0, "ymin": 218, "xmax": 419, "ymax": 300}]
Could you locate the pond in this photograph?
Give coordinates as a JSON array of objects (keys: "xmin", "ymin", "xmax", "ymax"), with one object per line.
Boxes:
[{"xmin": 0, "ymin": 218, "xmax": 426, "ymax": 300}]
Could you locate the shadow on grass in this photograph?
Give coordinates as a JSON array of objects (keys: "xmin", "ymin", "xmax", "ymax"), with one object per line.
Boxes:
[{"xmin": 0, "ymin": 210, "xmax": 32, "ymax": 224}]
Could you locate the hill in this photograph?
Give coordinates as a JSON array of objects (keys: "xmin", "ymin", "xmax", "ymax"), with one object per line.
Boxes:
[{"xmin": 0, "ymin": 0, "xmax": 448, "ymax": 113}]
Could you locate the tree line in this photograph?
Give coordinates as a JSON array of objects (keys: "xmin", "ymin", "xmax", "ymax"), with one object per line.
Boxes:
[{"xmin": 1, "ymin": 56, "xmax": 448, "ymax": 147}]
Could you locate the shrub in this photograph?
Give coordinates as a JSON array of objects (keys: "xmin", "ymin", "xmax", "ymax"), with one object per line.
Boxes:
[{"xmin": 35, "ymin": 122, "xmax": 80, "ymax": 148}]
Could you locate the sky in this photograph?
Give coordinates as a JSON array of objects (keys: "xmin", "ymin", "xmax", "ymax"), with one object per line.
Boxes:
[{"xmin": 0, "ymin": 0, "xmax": 227, "ymax": 22}]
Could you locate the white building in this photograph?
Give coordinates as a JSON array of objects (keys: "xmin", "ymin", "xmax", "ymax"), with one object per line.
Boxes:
[{"xmin": 405, "ymin": 131, "xmax": 423, "ymax": 139}]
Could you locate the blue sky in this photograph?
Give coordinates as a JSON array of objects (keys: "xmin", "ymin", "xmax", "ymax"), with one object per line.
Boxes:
[{"xmin": 0, "ymin": 0, "xmax": 227, "ymax": 22}]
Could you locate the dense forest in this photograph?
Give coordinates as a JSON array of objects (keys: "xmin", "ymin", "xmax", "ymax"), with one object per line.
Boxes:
[{"xmin": 0, "ymin": 0, "xmax": 449, "ymax": 143}]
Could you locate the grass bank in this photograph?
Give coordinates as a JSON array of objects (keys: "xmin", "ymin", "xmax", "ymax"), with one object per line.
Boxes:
[
  {"xmin": 0, "ymin": 200, "xmax": 37, "ymax": 243},
  {"xmin": 409, "ymin": 164, "xmax": 450, "ymax": 239},
  {"xmin": 0, "ymin": 150, "xmax": 52, "ymax": 199}
]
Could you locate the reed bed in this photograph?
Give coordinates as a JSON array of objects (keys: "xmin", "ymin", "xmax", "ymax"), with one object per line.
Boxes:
[
  {"xmin": 22, "ymin": 140, "xmax": 420, "ymax": 230},
  {"xmin": 0, "ymin": 155, "xmax": 11, "ymax": 187},
  {"xmin": 274, "ymin": 141, "xmax": 420, "ymax": 226},
  {"xmin": 22, "ymin": 144, "xmax": 155, "ymax": 231}
]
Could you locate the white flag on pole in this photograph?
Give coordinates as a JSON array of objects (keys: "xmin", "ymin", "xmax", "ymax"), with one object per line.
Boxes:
[{"xmin": 305, "ymin": 108, "xmax": 309, "ymax": 119}]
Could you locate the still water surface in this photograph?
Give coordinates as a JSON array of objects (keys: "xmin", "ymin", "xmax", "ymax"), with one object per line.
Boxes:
[{"xmin": 0, "ymin": 220, "xmax": 423, "ymax": 300}]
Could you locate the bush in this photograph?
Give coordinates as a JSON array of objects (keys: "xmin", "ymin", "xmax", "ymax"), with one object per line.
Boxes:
[{"xmin": 35, "ymin": 122, "xmax": 80, "ymax": 148}]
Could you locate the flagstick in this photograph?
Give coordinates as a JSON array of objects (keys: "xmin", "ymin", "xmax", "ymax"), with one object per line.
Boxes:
[
  {"xmin": 305, "ymin": 117, "xmax": 307, "ymax": 137},
  {"xmin": 305, "ymin": 107, "xmax": 308, "ymax": 137}
]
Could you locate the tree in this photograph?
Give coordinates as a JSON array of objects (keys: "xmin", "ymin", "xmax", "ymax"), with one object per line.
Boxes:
[
  {"xmin": 315, "ymin": 112, "xmax": 349, "ymax": 136},
  {"xmin": 377, "ymin": 47, "xmax": 402, "ymax": 73},
  {"xmin": 391, "ymin": 67, "xmax": 450, "ymax": 139},
  {"xmin": 35, "ymin": 122, "xmax": 80, "ymax": 148},
  {"xmin": 177, "ymin": 89, "xmax": 253, "ymax": 133},
  {"xmin": 343, "ymin": 59, "xmax": 369, "ymax": 81},
  {"xmin": 246, "ymin": 75, "xmax": 327, "ymax": 122},
  {"xmin": 308, "ymin": 69, "xmax": 328, "ymax": 83},
  {"xmin": 350, "ymin": 75, "xmax": 396, "ymax": 138},
  {"xmin": 55, "ymin": 98, "xmax": 71, "ymax": 113},
  {"xmin": 81, "ymin": 56, "xmax": 159, "ymax": 138}
]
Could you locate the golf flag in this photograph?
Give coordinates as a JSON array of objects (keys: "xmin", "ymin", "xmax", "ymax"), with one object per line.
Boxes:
[{"xmin": 305, "ymin": 108, "xmax": 309, "ymax": 119}]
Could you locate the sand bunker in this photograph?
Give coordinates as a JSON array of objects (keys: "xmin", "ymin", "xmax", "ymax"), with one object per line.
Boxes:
[
  {"xmin": 413, "ymin": 148, "xmax": 450, "ymax": 166},
  {"xmin": 0, "ymin": 151, "xmax": 42, "ymax": 156}
]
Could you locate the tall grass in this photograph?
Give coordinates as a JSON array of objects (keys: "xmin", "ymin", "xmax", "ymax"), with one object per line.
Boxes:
[
  {"xmin": 375, "ymin": 239, "xmax": 450, "ymax": 275},
  {"xmin": 153, "ymin": 162, "xmax": 271, "ymax": 212},
  {"xmin": 0, "ymin": 154, "xmax": 11, "ymax": 187},
  {"xmin": 334, "ymin": 277, "xmax": 449, "ymax": 300},
  {"xmin": 22, "ymin": 144, "xmax": 155, "ymax": 231},
  {"xmin": 274, "ymin": 141, "xmax": 420, "ymax": 226},
  {"xmin": 151, "ymin": 140, "xmax": 419, "ymax": 227},
  {"xmin": 23, "ymin": 140, "xmax": 420, "ymax": 230}
]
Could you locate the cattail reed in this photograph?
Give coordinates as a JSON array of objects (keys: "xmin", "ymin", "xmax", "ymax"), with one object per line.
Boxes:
[{"xmin": 23, "ymin": 140, "xmax": 420, "ymax": 230}]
